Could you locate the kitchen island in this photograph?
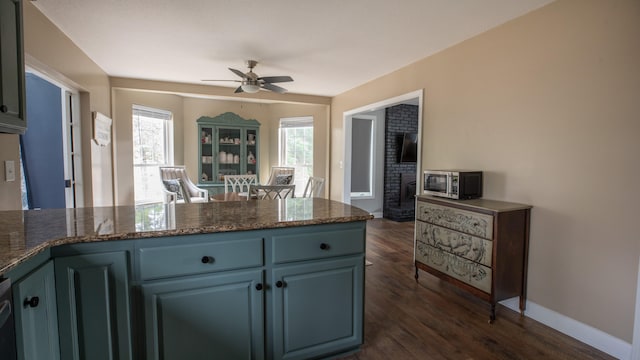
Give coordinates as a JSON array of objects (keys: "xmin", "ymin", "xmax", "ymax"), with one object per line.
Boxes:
[{"xmin": 1, "ymin": 198, "xmax": 372, "ymax": 360}]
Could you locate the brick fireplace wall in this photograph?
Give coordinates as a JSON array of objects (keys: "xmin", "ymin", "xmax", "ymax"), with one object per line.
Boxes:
[{"xmin": 383, "ymin": 104, "xmax": 418, "ymax": 221}]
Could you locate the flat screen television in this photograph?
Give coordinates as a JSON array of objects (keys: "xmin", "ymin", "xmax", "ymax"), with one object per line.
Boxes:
[{"xmin": 398, "ymin": 132, "xmax": 418, "ymax": 163}]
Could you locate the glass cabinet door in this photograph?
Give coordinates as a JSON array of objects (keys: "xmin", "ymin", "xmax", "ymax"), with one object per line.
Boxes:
[
  {"xmin": 216, "ymin": 127, "xmax": 242, "ymax": 182},
  {"xmin": 245, "ymin": 128, "xmax": 258, "ymax": 176},
  {"xmin": 200, "ymin": 126, "xmax": 214, "ymax": 183}
]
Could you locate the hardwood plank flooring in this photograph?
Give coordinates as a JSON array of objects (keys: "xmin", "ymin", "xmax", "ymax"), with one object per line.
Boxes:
[{"xmin": 339, "ymin": 218, "xmax": 614, "ymax": 360}]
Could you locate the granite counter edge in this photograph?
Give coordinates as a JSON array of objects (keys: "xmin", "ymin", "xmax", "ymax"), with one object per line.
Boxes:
[{"xmin": 1, "ymin": 214, "xmax": 374, "ymax": 276}]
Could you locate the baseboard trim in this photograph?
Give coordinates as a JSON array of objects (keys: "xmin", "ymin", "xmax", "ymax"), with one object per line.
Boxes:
[
  {"xmin": 370, "ymin": 211, "xmax": 383, "ymax": 218},
  {"xmin": 500, "ymin": 298, "xmax": 631, "ymax": 360}
]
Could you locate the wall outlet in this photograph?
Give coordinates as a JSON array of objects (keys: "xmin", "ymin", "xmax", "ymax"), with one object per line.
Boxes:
[{"xmin": 5, "ymin": 160, "xmax": 15, "ymax": 182}]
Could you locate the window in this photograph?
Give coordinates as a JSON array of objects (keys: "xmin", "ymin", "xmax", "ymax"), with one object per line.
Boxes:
[
  {"xmin": 350, "ymin": 117, "xmax": 375, "ymax": 198},
  {"xmin": 279, "ymin": 116, "xmax": 313, "ymax": 196},
  {"xmin": 132, "ymin": 105, "xmax": 173, "ymax": 204}
]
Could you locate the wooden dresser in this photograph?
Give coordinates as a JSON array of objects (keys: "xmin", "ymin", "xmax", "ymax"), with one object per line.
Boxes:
[{"xmin": 414, "ymin": 195, "xmax": 532, "ymax": 322}]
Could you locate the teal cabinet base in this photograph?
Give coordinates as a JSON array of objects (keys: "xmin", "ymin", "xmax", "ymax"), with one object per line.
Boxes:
[
  {"xmin": 55, "ymin": 251, "xmax": 132, "ymax": 360},
  {"xmin": 271, "ymin": 256, "xmax": 364, "ymax": 360},
  {"xmin": 142, "ymin": 269, "xmax": 265, "ymax": 360},
  {"xmin": 13, "ymin": 260, "xmax": 60, "ymax": 360}
]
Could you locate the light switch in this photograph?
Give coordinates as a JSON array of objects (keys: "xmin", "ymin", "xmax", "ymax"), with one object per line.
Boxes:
[{"xmin": 5, "ymin": 160, "xmax": 15, "ymax": 182}]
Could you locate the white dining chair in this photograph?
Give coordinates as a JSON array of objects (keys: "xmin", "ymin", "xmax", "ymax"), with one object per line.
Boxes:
[
  {"xmin": 265, "ymin": 167, "xmax": 295, "ymax": 185},
  {"xmin": 302, "ymin": 177, "xmax": 325, "ymax": 198},
  {"xmin": 159, "ymin": 166, "xmax": 208, "ymax": 204},
  {"xmin": 249, "ymin": 184, "xmax": 295, "ymax": 200},
  {"xmin": 223, "ymin": 174, "xmax": 258, "ymax": 194}
]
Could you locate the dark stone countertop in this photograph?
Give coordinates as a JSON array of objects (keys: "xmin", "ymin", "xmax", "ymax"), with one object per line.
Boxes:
[{"xmin": 0, "ymin": 198, "xmax": 373, "ymax": 274}]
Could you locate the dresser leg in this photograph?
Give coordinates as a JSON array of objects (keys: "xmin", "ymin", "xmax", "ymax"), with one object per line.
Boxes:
[
  {"xmin": 414, "ymin": 266, "xmax": 419, "ymax": 281},
  {"xmin": 488, "ymin": 304, "xmax": 496, "ymax": 324}
]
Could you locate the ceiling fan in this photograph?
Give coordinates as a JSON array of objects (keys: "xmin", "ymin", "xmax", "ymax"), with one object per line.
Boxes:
[{"xmin": 202, "ymin": 60, "xmax": 293, "ymax": 94}]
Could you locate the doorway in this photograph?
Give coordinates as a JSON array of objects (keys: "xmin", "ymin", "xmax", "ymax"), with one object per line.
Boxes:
[
  {"xmin": 343, "ymin": 90, "xmax": 423, "ymax": 217},
  {"xmin": 21, "ymin": 71, "xmax": 82, "ymax": 209}
]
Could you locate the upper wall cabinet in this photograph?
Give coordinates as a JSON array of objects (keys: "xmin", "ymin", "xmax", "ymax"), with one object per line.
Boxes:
[{"xmin": 0, "ymin": 0, "xmax": 27, "ymax": 134}]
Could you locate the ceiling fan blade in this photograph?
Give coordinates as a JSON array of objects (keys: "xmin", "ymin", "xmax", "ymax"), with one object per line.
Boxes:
[
  {"xmin": 234, "ymin": 86, "xmax": 244, "ymax": 93},
  {"xmin": 201, "ymin": 79, "xmax": 241, "ymax": 82},
  {"xmin": 229, "ymin": 68, "xmax": 247, "ymax": 79},
  {"xmin": 258, "ymin": 76, "xmax": 293, "ymax": 83},
  {"xmin": 262, "ymin": 83, "xmax": 287, "ymax": 94}
]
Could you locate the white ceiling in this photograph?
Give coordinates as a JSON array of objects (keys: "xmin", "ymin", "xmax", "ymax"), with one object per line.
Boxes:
[{"xmin": 31, "ymin": 0, "xmax": 553, "ymax": 97}]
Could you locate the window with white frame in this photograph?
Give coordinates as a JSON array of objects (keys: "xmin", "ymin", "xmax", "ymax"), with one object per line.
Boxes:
[
  {"xmin": 350, "ymin": 117, "xmax": 375, "ymax": 198},
  {"xmin": 132, "ymin": 105, "xmax": 173, "ymax": 204},
  {"xmin": 279, "ymin": 116, "xmax": 313, "ymax": 196}
]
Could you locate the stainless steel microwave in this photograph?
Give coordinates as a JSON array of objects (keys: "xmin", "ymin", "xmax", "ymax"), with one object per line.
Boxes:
[{"xmin": 423, "ymin": 170, "xmax": 483, "ymax": 199}]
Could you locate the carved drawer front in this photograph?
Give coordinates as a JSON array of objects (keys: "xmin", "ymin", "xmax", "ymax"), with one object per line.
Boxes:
[
  {"xmin": 415, "ymin": 240, "xmax": 492, "ymax": 293},
  {"xmin": 416, "ymin": 221, "xmax": 493, "ymax": 267},
  {"xmin": 416, "ymin": 201, "xmax": 494, "ymax": 239}
]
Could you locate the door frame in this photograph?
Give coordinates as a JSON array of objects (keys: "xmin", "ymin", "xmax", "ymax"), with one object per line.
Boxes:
[
  {"xmin": 342, "ymin": 89, "xmax": 424, "ymax": 205},
  {"xmin": 25, "ymin": 66, "xmax": 83, "ymax": 208}
]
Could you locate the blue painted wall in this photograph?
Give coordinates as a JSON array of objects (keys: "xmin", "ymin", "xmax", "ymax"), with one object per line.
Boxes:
[{"xmin": 22, "ymin": 73, "xmax": 65, "ymax": 209}]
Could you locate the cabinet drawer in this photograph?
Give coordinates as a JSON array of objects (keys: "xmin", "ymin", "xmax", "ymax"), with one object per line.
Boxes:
[
  {"xmin": 271, "ymin": 228, "xmax": 365, "ymax": 264},
  {"xmin": 138, "ymin": 237, "xmax": 263, "ymax": 280},
  {"xmin": 416, "ymin": 221, "xmax": 493, "ymax": 267},
  {"xmin": 415, "ymin": 240, "xmax": 492, "ymax": 293},
  {"xmin": 416, "ymin": 201, "xmax": 494, "ymax": 239}
]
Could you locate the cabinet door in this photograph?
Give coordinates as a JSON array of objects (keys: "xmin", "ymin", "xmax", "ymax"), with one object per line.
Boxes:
[
  {"xmin": 142, "ymin": 269, "xmax": 265, "ymax": 360},
  {"xmin": 0, "ymin": 0, "xmax": 26, "ymax": 133},
  {"xmin": 13, "ymin": 260, "xmax": 60, "ymax": 360},
  {"xmin": 55, "ymin": 251, "xmax": 132, "ymax": 360},
  {"xmin": 216, "ymin": 126, "xmax": 243, "ymax": 182},
  {"xmin": 271, "ymin": 256, "xmax": 364, "ymax": 360},
  {"xmin": 199, "ymin": 125, "xmax": 214, "ymax": 184},
  {"xmin": 244, "ymin": 127, "xmax": 259, "ymax": 177}
]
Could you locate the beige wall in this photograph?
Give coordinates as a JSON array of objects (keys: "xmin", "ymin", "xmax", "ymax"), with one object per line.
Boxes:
[
  {"xmin": 109, "ymin": 88, "xmax": 329, "ymax": 206},
  {"xmin": 331, "ymin": 0, "xmax": 640, "ymax": 342},
  {"xmin": 182, "ymin": 99, "xmax": 329, "ymax": 189},
  {"xmin": 112, "ymin": 90, "xmax": 185, "ymax": 205},
  {"xmin": 269, "ymin": 103, "xmax": 330, "ymax": 195},
  {"xmin": 3, "ymin": 1, "xmax": 114, "ymax": 208},
  {"xmin": 0, "ymin": 135, "xmax": 21, "ymax": 210}
]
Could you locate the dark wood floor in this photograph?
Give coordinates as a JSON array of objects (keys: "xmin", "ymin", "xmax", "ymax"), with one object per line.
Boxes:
[{"xmin": 338, "ymin": 218, "xmax": 614, "ymax": 360}]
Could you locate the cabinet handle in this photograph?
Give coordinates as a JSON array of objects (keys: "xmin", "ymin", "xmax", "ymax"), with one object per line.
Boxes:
[
  {"xmin": 275, "ymin": 280, "xmax": 284, "ymax": 288},
  {"xmin": 24, "ymin": 296, "xmax": 39, "ymax": 308},
  {"xmin": 0, "ymin": 105, "xmax": 7, "ymax": 113},
  {"xmin": 201, "ymin": 256, "xmax": 214, "ymax": 264},
  {"xmin": 255, "ymin": 283, "xmax": 263, "ymax": 291},
  {"xmin": 319, "ymin": 243, "xmax": 330, "ymax": 250}
]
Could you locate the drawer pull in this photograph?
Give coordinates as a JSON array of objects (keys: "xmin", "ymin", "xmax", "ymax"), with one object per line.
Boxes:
[
  {"xmin": 24, "ymin": 296, "xmax": 39, "ymax": 308},
  {"xmin": 275, "ymin": 280, "xmax": 284, "ymax": 288},
  {"xmin": 319, "ymin": 243, "xmax": 330, "ymax": 250},
  {"xmin": 201, "ymin": 256, "xmax": 214, "ymax": 264},
  {"xmin": 255, "ymin": 283, "xmax": 263, "ymax": 291}
]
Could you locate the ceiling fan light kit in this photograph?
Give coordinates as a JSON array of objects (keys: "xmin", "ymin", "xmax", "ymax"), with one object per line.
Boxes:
[
  {"xmin": 203, "ymin": 60, "xmax": 293, "ymax": 94},
  {"xmin": 240, "ymin": 84, "xmax": 260, "ymax": 93}
]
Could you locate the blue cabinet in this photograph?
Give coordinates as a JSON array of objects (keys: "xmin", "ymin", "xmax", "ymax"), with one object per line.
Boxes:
[
  {"xmin": 0, "ymin": 0, "xmax": 27, "ymax": 133},
  {"xmin": 197, "ymin": 112, "xmax": 260, "ymax": 194},
  {"xmin": 271, "ymin": 256, "xmax": 364, "ymax": 360},
  {"xmin": 141, "ymin": 269, "xmax": 265, "ymax": 359},
  {"xmin": 7, "ymin": 221, "xmax": 366, "ymax": 360},
  {"xmin": 268, "ymin": 223, "xmax": 365, "ymax": 359},
  {"xmin": 54, "ymin": 251, "xmax": 133, "ymax": 360},
  {"xmin": 136, "ymin": 232, "xmax": 266, "ymax": 359},
  {"xmin": 12, "ymin": 260, "xmax": 60, "ymax": 360}
]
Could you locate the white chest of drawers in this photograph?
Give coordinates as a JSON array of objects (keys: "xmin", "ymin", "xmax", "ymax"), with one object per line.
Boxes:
[{"xmin": 414, "ymin": 196, "xmax": 532, "ymax": 322}]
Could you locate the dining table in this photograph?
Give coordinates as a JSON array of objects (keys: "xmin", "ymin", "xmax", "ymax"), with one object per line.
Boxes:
[{"xmin": 210, "ymin": 191, "xmax": 250, "ymax": 202}]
